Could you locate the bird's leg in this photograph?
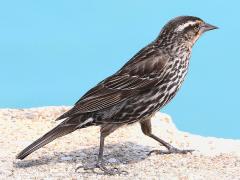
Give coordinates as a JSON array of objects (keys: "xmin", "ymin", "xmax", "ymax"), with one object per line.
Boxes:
[
  {"xmin": 96, "ymin": 124, "xmax": 129, "ymax": 175},
  {"xmin": 75, "ymin": 135, "xmax": 114, "ymax": 174},
  {"xmin": 147, "ymin": 134, "xmax": 194, "ymax": 155},
  {"xmin": 96, "ymin": 134, "xmax": 118, "ymax": 175},
  {"xmin": 76, "ymin": 124, "xmax": 126, "ymax": 175},
  {"xmin": 140, "ymin": 119, "xmax": 194, "ymax": 155}
]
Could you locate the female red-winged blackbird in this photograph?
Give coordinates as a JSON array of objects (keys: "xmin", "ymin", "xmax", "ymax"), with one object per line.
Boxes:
[{"xmin": 16, "ymin": 16, "xmax": 217, "ymax": 174}]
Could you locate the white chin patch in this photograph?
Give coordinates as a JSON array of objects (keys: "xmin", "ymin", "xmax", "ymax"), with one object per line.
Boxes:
[{"xmin": 175, "ymin": 21, "xmax": 197, "ymax": 32}]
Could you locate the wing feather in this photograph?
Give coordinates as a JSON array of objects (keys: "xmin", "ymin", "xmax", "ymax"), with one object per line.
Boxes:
[{"xmin": 56, "ymin": 45, "xmax": 169, "ymax": 120}]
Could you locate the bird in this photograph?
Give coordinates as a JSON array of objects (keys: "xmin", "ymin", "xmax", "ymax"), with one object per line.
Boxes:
[{"xmin": 16, "ymin": 16, "xmax": 217, "ymax": 175}]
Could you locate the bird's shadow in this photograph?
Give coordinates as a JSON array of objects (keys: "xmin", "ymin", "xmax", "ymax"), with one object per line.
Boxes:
[{"xmin": 14, "ymin": 142, "xmax": 154, "ymax": 170}]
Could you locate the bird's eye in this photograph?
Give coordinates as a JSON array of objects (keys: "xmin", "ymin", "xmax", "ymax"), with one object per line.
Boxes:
[{"xmin": 194, "ymin": 26, "xmax": 200, "ymax": 32}]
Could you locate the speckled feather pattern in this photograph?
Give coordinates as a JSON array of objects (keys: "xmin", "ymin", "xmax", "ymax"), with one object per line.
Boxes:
[{"xmin": 58, "ymin": 21, "xmax": 193, "ymax": 127}]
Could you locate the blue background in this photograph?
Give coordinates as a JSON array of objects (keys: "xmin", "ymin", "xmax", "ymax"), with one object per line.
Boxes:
[{"xmin": 1, "ymin": 1, "xmax": 239, "ymax": 139}]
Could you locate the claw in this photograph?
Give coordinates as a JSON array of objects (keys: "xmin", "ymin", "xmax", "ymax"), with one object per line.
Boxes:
[
  {"xmin": 75, "ymin": 162, "xmax": 128, "ymax": 175},
  {"xmin": 148, "ymin": 148, "xmax": 194, "ymax": 156},
  {"xmin": 75, "ymin": 164, "xmax": 96, "ymax": 174},
  {"xmin": 97, "ymin": 162, "xmax": 128, "ymax": 175},
  {"xmin": 97, "ymin": 162, "xmax": 117, "ymax": 175}
]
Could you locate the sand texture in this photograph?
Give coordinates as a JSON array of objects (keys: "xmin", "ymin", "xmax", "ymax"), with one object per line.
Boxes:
[{"xmin": 0, "ymin": 106, "xmax": 239, "ymax": 179}]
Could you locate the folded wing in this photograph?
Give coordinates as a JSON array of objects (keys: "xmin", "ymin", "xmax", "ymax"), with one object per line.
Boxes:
[{"xmin": 56, "ymin": 47, "xmax": 169, "ymax": 120}]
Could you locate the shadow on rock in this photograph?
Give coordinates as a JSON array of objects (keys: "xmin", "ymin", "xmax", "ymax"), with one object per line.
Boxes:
[{"xmin": 14, "ymin": 142, "xmax": 153, "ymax": 169}]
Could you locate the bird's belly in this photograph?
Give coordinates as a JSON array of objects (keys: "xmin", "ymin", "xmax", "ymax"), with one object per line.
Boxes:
[
  {"xmin": 136, "ymin": 67, "xmax": 189, "ymax": 116},
  {"xmin": 157, "ymin": 69, "xmax": 188, "ymax": 107}
]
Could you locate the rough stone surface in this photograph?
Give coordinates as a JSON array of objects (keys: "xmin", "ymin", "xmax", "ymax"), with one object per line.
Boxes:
[{"xmin": 0, "ymin": 106, "xmax": 239, "ymax": 179}]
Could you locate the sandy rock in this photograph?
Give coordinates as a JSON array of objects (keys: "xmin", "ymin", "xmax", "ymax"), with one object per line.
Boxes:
[{"xmin": 0, "ymin": 106, "xmax": 239, "ymax": 179}]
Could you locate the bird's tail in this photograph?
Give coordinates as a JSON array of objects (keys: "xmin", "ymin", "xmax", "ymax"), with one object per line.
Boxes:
[{"xmin": 16, "ymin": 122, "xmax": 76, "ymax": 160}]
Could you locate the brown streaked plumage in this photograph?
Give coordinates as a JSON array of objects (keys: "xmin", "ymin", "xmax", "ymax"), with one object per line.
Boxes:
[{"xmin": 16, "ymin": 16, "xmax": 217, "ymax": 175}]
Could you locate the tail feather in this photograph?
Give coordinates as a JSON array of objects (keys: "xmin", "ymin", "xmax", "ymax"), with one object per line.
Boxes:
[{"xmin": 16, "ymin": 123, "xmax": 76, "ymax": 160}]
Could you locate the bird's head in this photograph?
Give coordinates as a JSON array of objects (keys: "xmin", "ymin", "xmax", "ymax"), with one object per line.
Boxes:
[{"xmin": 157, "ymin": 16, "xmax": 218, "ymax": 49}]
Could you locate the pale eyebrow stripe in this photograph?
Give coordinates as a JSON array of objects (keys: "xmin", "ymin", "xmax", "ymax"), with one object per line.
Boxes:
[{"xmin": 175, "ymin": 21, "xmax": 197, "ymax": 32}]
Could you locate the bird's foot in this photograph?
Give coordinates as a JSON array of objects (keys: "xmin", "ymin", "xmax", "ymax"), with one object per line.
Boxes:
[
  {"xmin": 75, "ymin": 161, "xmax": 128, "ymax": 175},
  {"xmin": 96, "ymin": 161, "xmax": 128, "ymax": 175},
  {"xmin": 148, "ymin": 147, "xmax": 194, "ymax": 156}
]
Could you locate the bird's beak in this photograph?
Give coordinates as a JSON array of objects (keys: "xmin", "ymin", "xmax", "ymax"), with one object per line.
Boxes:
[{"xmin": 201, "ymin": 23, "xmax": 218, "ymax": 33}]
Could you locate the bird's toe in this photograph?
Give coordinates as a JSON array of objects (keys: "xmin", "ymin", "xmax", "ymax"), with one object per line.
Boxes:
[
  {"xmin": 97, "ymin": 162, "xmax": 128, "ymax": 175},
  {"xmin": 148, "ymin": 148, "xmax": 194, "ymax": 156}
]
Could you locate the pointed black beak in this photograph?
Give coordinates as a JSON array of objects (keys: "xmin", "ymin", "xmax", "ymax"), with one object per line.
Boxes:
[{"xmin": 202, "ymin": 23, "xmax": 218, "ymax": 32}]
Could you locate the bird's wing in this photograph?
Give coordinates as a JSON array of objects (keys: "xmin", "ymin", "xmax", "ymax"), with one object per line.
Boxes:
[{"xmin": 56, "ymin": 47, "xmax": 169, "ymax": 120}]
